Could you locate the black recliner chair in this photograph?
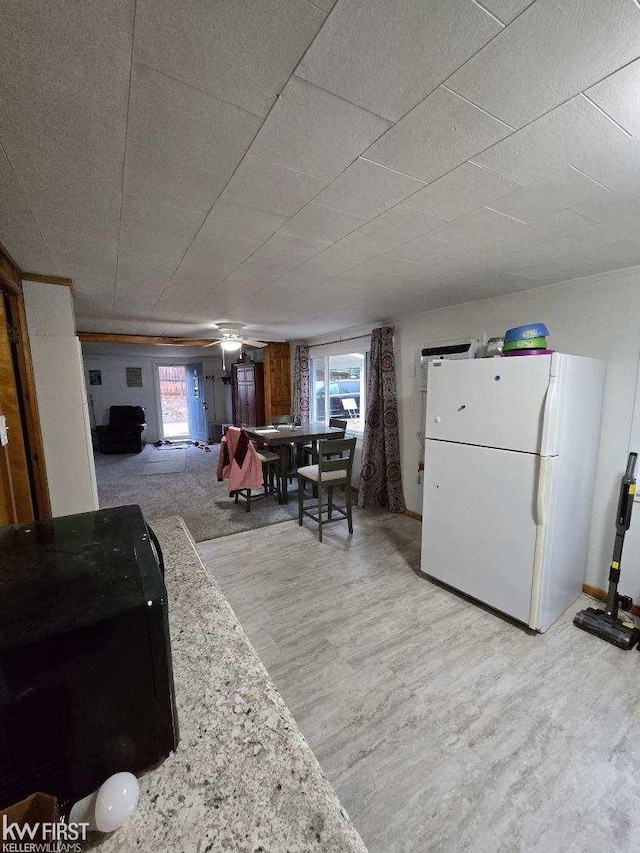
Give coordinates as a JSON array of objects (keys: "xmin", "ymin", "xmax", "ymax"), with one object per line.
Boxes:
[{"xmin": 96, "ymin": 406, "xmax": 147, "ymax": 454}]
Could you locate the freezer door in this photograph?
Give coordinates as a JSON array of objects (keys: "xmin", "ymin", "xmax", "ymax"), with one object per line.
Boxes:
[
  {"xmin": 426, "ymin": 356, "xmax": 553, "ymax": 453},
  {"xmin": 421, "ymin": 439, "xmax": 539, "ymax": 624}
]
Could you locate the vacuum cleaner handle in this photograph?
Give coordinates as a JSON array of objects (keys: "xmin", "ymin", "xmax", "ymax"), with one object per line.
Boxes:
[{"xmin": 617, "ymin": 452, "xmax": 637, "ymax": 534}]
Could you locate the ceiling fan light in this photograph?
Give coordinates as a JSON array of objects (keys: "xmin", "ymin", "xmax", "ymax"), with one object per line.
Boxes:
[{"xmin": 220, "ymin": 338, "xmax": 242, "ymax": 352}]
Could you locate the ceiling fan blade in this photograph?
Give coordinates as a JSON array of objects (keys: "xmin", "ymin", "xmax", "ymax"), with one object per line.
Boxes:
[
  {"xmin": 243, "ymin": 339, "xmax": 267, "ymax": 348},
  {"xmin": 203, "ymin": 340, "xmax": 222, "ymax": 347}
]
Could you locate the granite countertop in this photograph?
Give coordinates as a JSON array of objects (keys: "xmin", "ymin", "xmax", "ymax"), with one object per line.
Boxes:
[{"xmin": 90, "ymin": 516, "xmax": 367, "ymax": 853}]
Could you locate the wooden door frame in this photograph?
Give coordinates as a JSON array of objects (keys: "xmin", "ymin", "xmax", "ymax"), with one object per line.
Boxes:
[{"xmin": 0, "ymin": 240, "xmax": 52, "ymax": 520}]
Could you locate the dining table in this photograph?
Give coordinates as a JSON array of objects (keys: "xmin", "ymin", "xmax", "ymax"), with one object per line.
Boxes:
[{"xmin": 243, "ymin": 422, "xmax": 345, "ymax": 504}]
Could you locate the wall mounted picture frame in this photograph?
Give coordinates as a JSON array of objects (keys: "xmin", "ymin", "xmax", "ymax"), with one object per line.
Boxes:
[
  {"xmin": 126, "ymin": 367, "xmax": 143, "ymax": 388},
  {"xmin": 88, "ymin": 369, "xmax": 102, "ymax": 386}
]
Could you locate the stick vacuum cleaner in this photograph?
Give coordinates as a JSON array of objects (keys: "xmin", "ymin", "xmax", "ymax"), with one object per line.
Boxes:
[{"xmin": 574, "ymin": 452, "xmax": 639, "ymax": 650}]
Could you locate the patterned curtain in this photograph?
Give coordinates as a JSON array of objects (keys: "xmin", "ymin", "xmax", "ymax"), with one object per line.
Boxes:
[
  {"xmin": 358, "ymin": 327, "xmax": 405, "ymax": 512},
  {"xmin": 292, "ymin": 344, "xmax": 310, "ymax": 424}
]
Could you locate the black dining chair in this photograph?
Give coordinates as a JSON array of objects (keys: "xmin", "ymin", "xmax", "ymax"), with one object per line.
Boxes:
[
  {"xmin": 297, "ymin": 437, "xmax": 356, "ymax": 542},
  {"xmin": 303, "ymin": 417, "xmax": 347, "ymax": 464}
]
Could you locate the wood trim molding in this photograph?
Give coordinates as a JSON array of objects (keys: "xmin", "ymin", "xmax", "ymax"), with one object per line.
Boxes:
[
  {"xmin": 21, "ymin": 272, "xmax": 75, "ymax": 294},
  {"xmin": 8, "ymin": 292, "xmax": 51, "ymax": 518},
  {"xmin": 0, "ymin": 241, "xmax": 22, "ymax": 296},
  {"xmin": 405, "ymin": 509, "xmax": 422, "ymax": 521},
  {"xmin": 582, "ymin": 583, "xmax": 640, "ymax": 616},
  {"xmin": 78, "ymin": 332, "xmax": 217, "ymax": 347}
]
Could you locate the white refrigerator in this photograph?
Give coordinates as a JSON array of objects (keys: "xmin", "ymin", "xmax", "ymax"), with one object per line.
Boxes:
[{"xmin": 420, "ymin": 353, "xmax": 606, "ymax": 632}]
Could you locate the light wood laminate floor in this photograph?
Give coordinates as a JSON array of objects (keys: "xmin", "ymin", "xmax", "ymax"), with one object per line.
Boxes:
[{"xmin": 198, "ymin": 509, "xmax": 640, "ymax": 853}]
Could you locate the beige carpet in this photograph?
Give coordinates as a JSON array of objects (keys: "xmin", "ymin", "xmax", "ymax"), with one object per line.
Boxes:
[{"xmin": 95, "ymin": 443, "xmax": 298, "ymax": 542}]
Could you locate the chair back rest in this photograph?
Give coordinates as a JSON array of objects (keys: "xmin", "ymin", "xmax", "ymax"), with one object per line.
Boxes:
[
  {"xmin": 109, "ymin": 405, "xmax": 146, "ymax": 427},
  {"xmin": 328, "ymin": 417, "xmax": 348, "ymax": 436},
  {"xmin": 271, "ymin": 414, "xmax": 293, "ymax": 425},
  {"xmin": 317, "ymin": 437, "xmax": 356, "ymax": 479}
]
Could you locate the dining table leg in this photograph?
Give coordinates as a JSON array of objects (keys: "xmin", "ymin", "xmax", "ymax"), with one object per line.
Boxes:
[{"xmin": 279, "ymin": 445, "xmax": 288, "ymax": 504}]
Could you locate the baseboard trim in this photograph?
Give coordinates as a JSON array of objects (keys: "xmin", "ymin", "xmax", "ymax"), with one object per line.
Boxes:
[
  {"xmin": 405, "ymin": 509, "xmax": 422, "ymax": 521},
  {"xmin": 582, "ymin": 583, "xmax": 640, "ymax": 616}
]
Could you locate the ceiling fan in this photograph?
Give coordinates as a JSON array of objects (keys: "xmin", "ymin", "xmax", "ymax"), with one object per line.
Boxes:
[{"xmin": 205, "ymin": 322, "xmax": 267, "ymax": 368}]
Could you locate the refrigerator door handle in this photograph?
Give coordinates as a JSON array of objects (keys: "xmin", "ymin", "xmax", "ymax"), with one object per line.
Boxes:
[
  {"xmin": 530, "ymin": 456, "xmax": 553, "ymax": 628},
  {"xmin": 540, "ymin": 370, "xmax": 559, "ymax": 456}
]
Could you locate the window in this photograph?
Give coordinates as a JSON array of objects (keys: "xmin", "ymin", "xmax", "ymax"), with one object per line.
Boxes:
[{"xmin": 311, "ymin": 352, "xmax": 368, "ymax": 433}]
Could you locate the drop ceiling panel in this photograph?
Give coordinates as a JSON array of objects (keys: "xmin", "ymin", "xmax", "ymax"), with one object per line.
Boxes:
[
  {"xmin": 312, "ymin": 158, "xmax": 424, "ymax": 219},
  {"xmin": 124, "ymin": 64, "xmax": 261, "ymax": 213},
  {"xmin": 200, "ymin": 200, "xmax": 287, "ymax": 245},
  {"xmin": 0, "ymin": 0, "xmax": 134, "ymax": 110},
  {"xmin": 258, "ymin": 232, "xmax": 329, "ymax": 268},
  {"xmin": 280, "ymin": 203, "xmax": 365, "ymax": 243},
  {"xmin": 572, "ymin": 140, "xmax": 640, "ymax": 195},
  {"xmin": 248, "ymin": 76, "xmax": 391, "ymax": 180},
  {"xmin": 133, "ymin": 0, "xmax": 325, "ymax": 116},
  {"xmin": 489, "ymin": 166, "xmax": 613, "ymax": 221},
  {"xmin": 405, "ymin": 162, "xmax": 519, "ymax": 222},
  {"xmin": 365, "ymin": 87, "xmax": 513, "ymax": 183},
  {"xmin": 387, "ymin": 233, "xmax": 461, "ymax": 264},
  {"xmin": 0, "ymin": 148, "xmax": 57, "ymax": 272},
  {"xmin": 114, "ymin": 250, "xmax": 178, "ymax": 305},
  {"xmin": 220, "ymin": 155, "xmax": 328, "ymax": 217},
  {"xmin": 447, "ymin": 0, "xmax": 640, "ymax": 128},
  {"xmin": 319, "ymin": 232, "xmax": 397, "ymax": 264},
  {"xmin": 472, "ymin": 96, "xmax": 628, "ymax": 186},
  {"xmin": 118, "ymin": 196, "xmax": 205, "ymax": 259},
  {"xmin": 570, "ymin": 191, "xmax": 640, "ymax": 224},
  {"xmin": 0, "ymin": 71, "xmax": 125, "ymax": 245},
  {"xmin": 295, "ymin": 252, "xmax": 359, "ymax": 279},
  {"xmin": 353, "ymin": 203, "xmax": 445, "ymax": 245},
  {"xmin": 479, "ymin": 0, "xmax": 534, "ymax": 25},
  {"xmin": 296, "ymin": 0, "xmax": 501, "ymax": 121},
  {"xmin": 586, "ymin": 58, "xmax": 640, "ymax": 136}
]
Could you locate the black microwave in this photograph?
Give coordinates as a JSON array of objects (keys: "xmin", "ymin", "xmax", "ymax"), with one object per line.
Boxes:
[{"xmin": 0, "ymin": 505, "xmax": 179, "ymax": 810}]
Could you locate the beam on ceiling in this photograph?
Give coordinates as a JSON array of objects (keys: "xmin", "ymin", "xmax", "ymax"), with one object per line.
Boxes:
[{"xmin": 77, "ymin": 332, "xmax": 218, "ymax": 347}]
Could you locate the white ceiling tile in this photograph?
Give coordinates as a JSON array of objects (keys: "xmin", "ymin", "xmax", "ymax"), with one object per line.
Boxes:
[
  {"xmin": 182, "ymin": 231, "xmax": 261, "ymax": 278},
  {"xmin": 200, "ymin": 201, "xmax": 286, "ymax": 246},
  {"xmin": 387, "ymin": 233, "xmax": 457, "ymax": 264},
  {"xmin": 45, "ymin": 231, "xmax": 118, "ymax": 277},
  {"xmin": 365, "ymin": 86, "xmax": 513, "ymax": 182},
  {"xmin": 586, "ymin": 58, "xmax": 640, "ymax": 136},
  {"xmin": 478, "ymin": 0, "xmax": 534, "ymax": 25},
  {"xmin": 133, "ymin": 0, "xmax": 324, "ymax": 116},
  {"xmin": 0, "ymin": 71, "xmax": 125, "ymax": 246},
  {"xmin": 489, "ymin": 166, "xmax": 612, "ymax": 221},
  {"xmin": 296, "ymin": 252, "xmax": 360, "ymax": 279},
  {"xmin": 248, "ymin": 76, "xmax": 391, "ymax": 180},
  {"xmin": 447, "ymin": 0, "xmax": 640, "ymax": 128},
  {"xmin": 406, "ymin": 163, "xmax": 520, "ymax": 221},
  {"xmin": 472, "ymin": 96, "xmax": 628, "ymax": 186},
  {"xmin": 524, "ymin": 208, "xmax": 599, "ymax": 240},
  {"xmin": 311, "ymin": 0, "xmax": 337, "ymax": 12},
  {"xmin": 280, "ymin": 203, "xmax": 365, "ymax": 243},
  {"xmin": 0, "ymin": 147, "xmax": 57, "ymax": 272},
  {"xmin": 119, "ymin": 196, "xmax": 205, "ymax": 259},
  {"xmin": 320, "ymin": 232, "xmax": 397, "ymax": 263},
  {"xmin": 220, "ymin": 155, "xmax": 328, "ymax": 217},
  {"xmin": 259, "ymin": 232, "xmax": 329, "ymax": 268},
  {"xmin": 354, "ymin": 204, "xmax": 445, "ymax": 245},
  {"xmin": 115, "ymin": 250, "xmax": 178, "ymax": 303},
  {"xmin": 313, "ymin": 158, "xmax": 424, "ymax": 219},
  {"xmin": 572, "ymin": 139, "xmax": 640, "ymax": 195},
  {"xmin": 567, "ymin": 212, "xmax": 640, "ymax": 248},
  {"xmin": 429, "ymin": 206, "xmax": 537, "ymax": 246},
  {"xmin": 0, "ymin": 0, "xmax": 134, "ymax": 109},
  {"xmin": 570, "ymin": 191, "xmax": 640, "ymax": 224},
  {"xmin": 296, "ymin": 0, "xmax": 501, "ymax": 121},
  {"xmin": 356, "ymin": 255, "xmax": 425, "ymax": 282}
]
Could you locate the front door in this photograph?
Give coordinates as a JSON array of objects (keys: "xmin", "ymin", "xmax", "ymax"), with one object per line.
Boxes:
[{"xmin": 186, "ymin": 362, "xmax": 207, "ymax": 441}]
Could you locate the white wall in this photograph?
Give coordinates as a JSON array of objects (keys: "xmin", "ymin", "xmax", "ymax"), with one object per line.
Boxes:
[
  {"xmin": 22, "ymin": 282, "xmax": 99, "ymax": 517},
  {"xmin": 307, "ymin": 267, "xmax": 640, "ymax": 596},
  {"xmin": 80, "ymin": 343, "xmax": 230, "ymax": 443}
]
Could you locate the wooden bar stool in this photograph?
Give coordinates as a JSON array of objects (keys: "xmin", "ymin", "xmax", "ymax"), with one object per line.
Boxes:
[{"xmin": 297, "ymin": 438, "xmax": 356, "ymax": 541}]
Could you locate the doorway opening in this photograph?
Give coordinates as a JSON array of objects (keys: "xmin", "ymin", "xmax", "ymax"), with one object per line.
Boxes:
[
  {"xmin": 158, "ymin": 365, "xmax": 189, "ymax": 439},
  {"xmin": 157, "ymin": 362, "xmax": 208, "ymax": 441}
]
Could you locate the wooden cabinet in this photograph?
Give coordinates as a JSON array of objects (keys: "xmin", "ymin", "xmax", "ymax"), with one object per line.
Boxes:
[
  {"xmin": 231, "ymin": 362, "xmax": 265, "ymax": 427},
  {"xmin": 263, "ymin": 342, "xmax": 291, "ymax": 422}
]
